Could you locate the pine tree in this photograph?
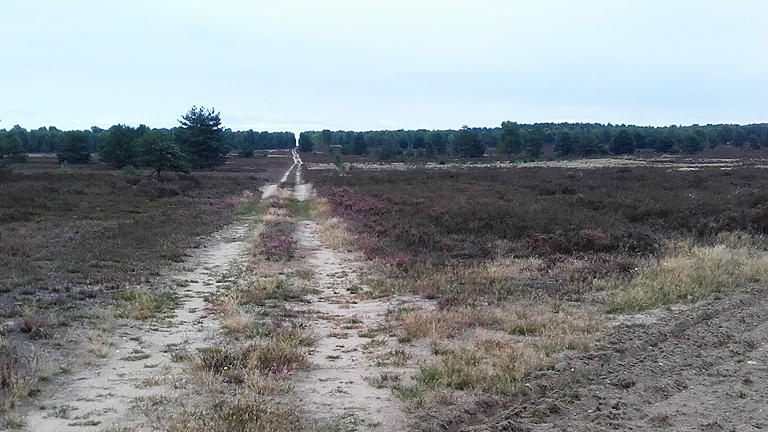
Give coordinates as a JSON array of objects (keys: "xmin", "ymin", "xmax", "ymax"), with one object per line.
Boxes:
[
  {"xmin": 609, "ymin": 130, "xmax": 636, "ymax": 155},
  {"xmin": 57, "ymin": 131, "xmax": 91, "ymax": 164},
  {"xmin": 177, "ymin": 106, "xmax": 226, "ymax": 168},
  {"xmin": 454, "ymin": 126, "xmax": 484, "ymax": 158}
]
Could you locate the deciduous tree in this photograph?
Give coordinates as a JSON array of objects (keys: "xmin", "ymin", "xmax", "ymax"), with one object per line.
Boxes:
[
  {"xmin": 525, "ymin": 126, "xmax": 544, "ymax": 159},
  {"xmin": 101, "ymin": 124, "xmax": 138, "ymax": 168},
  {"xmin": 555, "ymin": 131, "xmax": 577, "ymax": 157},
  {"xmin": 498, "ymin": 121, "xmax": 523, "ymax": 158},
  {"xmin": 352, "ymin": 133, "xmax": 367, "ymax": 155},
  {"xmin": 298, "ymin": 132, "xmax": 314, "ymax": 153},
  {"xmin": 609, "ymin": 130, "xmax": 636, "ymax": 155},
  {"xmin": 57, "ymin": 131, "xmax": 91, "ymax": 164}
]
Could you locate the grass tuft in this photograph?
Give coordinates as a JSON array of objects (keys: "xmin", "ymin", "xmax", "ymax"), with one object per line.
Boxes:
[
  {"xmin": 0, "ymin": 338, "xmax": 40, "ymax": 413},
  {"xmin": 608, "ymin": 243, "xmax": 768, "ymax": 313},
  {"xmin": 116, "ymin": 289, "xmax": 180, "ymax": 320}
]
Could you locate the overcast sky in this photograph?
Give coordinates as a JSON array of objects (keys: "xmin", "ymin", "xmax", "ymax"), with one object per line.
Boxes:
[{"xmin": 2, "ymin": 1, "xmax": 767, "ymax": 133}]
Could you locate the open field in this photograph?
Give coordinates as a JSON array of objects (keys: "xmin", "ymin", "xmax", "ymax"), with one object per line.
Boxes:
[
  {"xmin": 4, "ymin": 151, "xmax": 768, "ymax": 431},
  {"xmin": 305, "ymin": 158, "xmax": 768, "ymax": 430},
  {"xmin": 0, "ymin": 153, "xmax": 292, "ymax": 428}
]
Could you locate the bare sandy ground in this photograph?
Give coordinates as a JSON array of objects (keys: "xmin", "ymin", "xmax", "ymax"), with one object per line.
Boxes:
[
  {"xmin": 280, "ymin": 152, "xmax": 415, "ymax": 431},
  {"xmin": 291, "ymin": 219, "xmax": 414, "ymax": 431},
  {"xmin": 18, "ymin": 223, "xmax": 250, "ymax": 431},
  {"xmin": 437, "ymin": 284, "xmax": 768, "ymax": 432}
]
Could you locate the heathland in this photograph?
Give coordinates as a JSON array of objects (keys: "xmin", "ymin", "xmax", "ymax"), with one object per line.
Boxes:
[{"xmin": 2, "ymin": 145, "xmax": 768, "ymax": 431}]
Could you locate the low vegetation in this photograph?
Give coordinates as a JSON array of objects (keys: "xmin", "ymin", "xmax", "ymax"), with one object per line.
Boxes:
[
  {"xmin": 155, "ymin": 182, "xmax": 316, "ymax": 432},
  {"xmin": 0, "ymin": 153, "xmax": 293, "ymax": 423},
  {"xmin": 309, "ymin": 165, "xmax": 768, "ymax": 301},
  {"xmin": 306, "ymin": 160, "xmax": 768, "ymax": 413}
]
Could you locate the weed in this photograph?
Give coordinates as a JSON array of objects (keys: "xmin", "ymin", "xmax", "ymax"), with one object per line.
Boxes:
[
  {"xmin": 50, "ymin": 404, "xmax": 77, "ymax": 419},
  {"xmin": 360, "ymin": 338, "xmax": 387, "ymax": 352},
  {"xmin": 236, "ymin": 200, "xmax": 266, "ymax": 216},
  {"xmin": 243, "ymin": 277, "xmax": 310, "ymax": 303},
  {"xmin": 285, "ymin": 199, "xmax": 315, "ymax": 220},
  {"xmin": 120, "ymin": 349, "xmax": 151, "ymax": 362},
  {"xmin": 391, "ymin": 383, "xmax": 425, "ymax": 407},
  {"xmin": 17, "ymin": 315, "xmax": 51, "ymax": 339},
  {"xmin": 0, "ymin": 412, "xmax": 24, "ymax": 429},
  {"xmin": 246, "ymin": 338, "xmax": 311, "ymax": 375},
  {"xmin": 316, "ymin": 410, "xmax": 378, "ymax": 432},
  {"xmin": 0, "ymin": 338, "xmax": 39, "ymax": 413},
  {"xmin": 197, "ymin": 347, "xmax": 245, "ymax": 373},
  {"xmin": 116, "ymin": 289, "xmax": 180, "ymax": 320},
  {"xmin": 291, "ymin": 268, "xmax": 314, "ymax": 281},
  {"xmin": 364, "ymin": 371, "xmax": 401, "ymax": 389},
  {"xmin": 221, "ymin": 314, "xmax": 254, "ymax": 334},
  {"xmin": 374, "ymin": 349, "xmax": 410, "ymax": 367}
]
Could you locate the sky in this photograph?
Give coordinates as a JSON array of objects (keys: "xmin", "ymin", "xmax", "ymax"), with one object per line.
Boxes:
[{"xmin": 1, "ymin": 1, "xmax": 767, "ymax": 133}]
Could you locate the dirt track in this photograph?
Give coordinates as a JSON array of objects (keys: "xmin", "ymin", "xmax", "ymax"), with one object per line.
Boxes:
[
  {"xmin": 17, "ymin": 223, "xmax": 250, "ymax": 431},
  {"xmin": 440, "ymin": 284, "xmax": 768, "ymax": 431}
]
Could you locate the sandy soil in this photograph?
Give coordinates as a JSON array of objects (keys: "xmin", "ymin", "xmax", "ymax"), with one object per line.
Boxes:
[
  {"xmin": 305, "ymin": 156, "xmax": 764, "ymax": 173},
  {"xmin": 283, "ymin": 152, "xmax": 415, "ymax": 431},
  {"xmin": 438, "ymin": 284, "xmax": 768, "ymax": 432},
  {"xmin": 22, "ymin": 152, "xmax": 766, "ymax": 431},
  {"xmin": 17, "ymin": 223, "xmax": 250, "ymax": 431},
  {"xmin": 14, "ymin": 154, "xmax": 302, "ymax": 431},
  {"xmin": 291, "ymin": 219, "xmax": 415, "ymax": 431}
]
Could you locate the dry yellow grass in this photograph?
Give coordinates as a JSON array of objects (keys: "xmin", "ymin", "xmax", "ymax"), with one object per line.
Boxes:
[
  {"xmin": 221, "ymin": 313, "xmax": 254, "ymax": 333},
  {"xmin": 418, "ymin": 339, "xmax": 547, "ymax": 395},
  {"xmin": 608, "ymin": 242, "xmax": 768, "ymax": 313},
  {"xmin": 310, "ymin": 198, "xmax": 356, "ymax": 250},
  {"xmin": 402, "ymin": 307, "xmax": 498, "ymax": 340},
  {"xmin": 396, "ymin": 297, "xmax": 598, "ymax": 398}
]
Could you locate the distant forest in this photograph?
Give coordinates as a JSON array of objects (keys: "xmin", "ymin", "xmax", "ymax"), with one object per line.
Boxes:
[
  {"xmin": 2, "ymin": 122, "xmax": 768, "ymax": 164},
  {"xmin": 299, "ymin": 123, "xmax": 768, "ymax": 159},
  {"xmin": 0, "ymin": 125, "xmax": 296, "ymax": 155}
]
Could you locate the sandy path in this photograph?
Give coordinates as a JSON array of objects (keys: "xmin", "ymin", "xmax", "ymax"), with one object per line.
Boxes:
[
  {"xmin": 19, "ymin": 152, "xmax": 412, "ymax": 431},
  {"xmin": 293, "ymin": 221, "xmax": 410, "ymax": 431},
  {"xmin": 19, "ymin": 223, "xmax": 250, "ymax": 431},
  {"xmin": 262, "ymin": 148, "xmax": 302, "ymax": 200},
  {"xmin": 288, "ymin": 158, "xmax": 411, "ymax": 431}
]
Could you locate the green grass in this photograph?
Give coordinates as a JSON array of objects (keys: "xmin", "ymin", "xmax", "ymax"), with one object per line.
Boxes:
[
  {"xmin": 235, "ymin": 200, "xmax": 266, "ymax": 216},
  {"xmin": 285, "ymin": 199, "xmax": 315, "ymax": 220},
  {"xmin": 116, "ymin": 289, "xmax": 180, "ymax": 320}
]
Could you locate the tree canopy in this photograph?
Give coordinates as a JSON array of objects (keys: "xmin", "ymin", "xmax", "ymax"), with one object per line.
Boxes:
[
  {"xmin": 610, "ymin": 130, "xmax": 636, "ymax": 155},
  {"xmin": 454, "ymin": 126, "xmax": 484, "ymax": 158},
  {"xmin": 177, "ymin": 106, "xmax": 227, "ymax": 168},
  {"xmin": 138, "ymin": 130, "xmax": 190, "ymax": 178},
  {"xmin": 298, "ymin": 132, "xmax": 314, "ymax": 153},
  {"xmin": 57, "ymin": 131, "xmax": 91, "ymax": 164},
  {"xmin": 498, "ymin": 121, "xmax": 523, "ymax": 157}
]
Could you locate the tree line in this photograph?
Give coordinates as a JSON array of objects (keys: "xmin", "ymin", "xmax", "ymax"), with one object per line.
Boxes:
[
  {"xmin": 4, "ymin": 119, "xmax": 768, "ymax": 170},
  {"xmin": 0, "ymin": 110, "xmax": 296, "ymax": 174},
  {"xmin": 297, "ymin": 122, "xmax": 768, "ymax": 159}
]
